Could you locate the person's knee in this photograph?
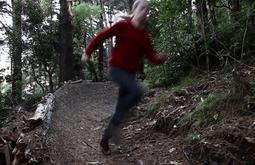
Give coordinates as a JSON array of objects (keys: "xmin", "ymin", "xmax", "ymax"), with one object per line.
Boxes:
[
  {"xmin": 111, "ymin": 117, "xmax": 121, "ymax": 126},
  {"xmin": 133, "ymin": 88, "xmax": 143, "ymax": 102},
  {"xmin": 111, "ymin": 112, "xmax": 126, "ymax": 126}
]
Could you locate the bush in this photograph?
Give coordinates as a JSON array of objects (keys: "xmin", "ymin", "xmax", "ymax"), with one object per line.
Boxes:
[
  {"xmin": 0, "ymin": 82, "xmax": 12, "ymax": 124},
  {"xmin": 145, "ymin": 0, "xmax": 193, "ymax": 86}
]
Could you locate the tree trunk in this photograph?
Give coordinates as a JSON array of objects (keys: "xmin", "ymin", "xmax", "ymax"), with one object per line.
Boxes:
[
  {"xmin": 208, "ymin": 0, "xmax": 217, "ymax": 26},
  {"xmin": 128, "ymin": 0, "xmax": 134, "ymax": 12},
  {"xmin": 195, "ymin": 0, "xmax": 210, "ymax": 71},
  {"xmin": 230, "ymin": 0, "xmax": 241, "ymax": 12},
  {"xmin": 42, "ymin": 59, "xmax": 55, "ymax": 93},
  {"xmin": 187, "ymin": 0, "xmax": 193, "ymax": 33},
  {"xmin": 230, "ymin": 0, "xmax": 241, "ymax": 24},
  {"xmin": 98, "ymin": 0, "xmax": 105, "ymax": 81},
  {"xmin": 48, "ymin": 72, "xmax": 54, "ymax": 92},
  {"xmin": 188, "ymin": 0, "xmax": 200, "ymax": 68},
  {"xmin": 251, "ymin": 1, "xmax": 255, "ymax": 23},
  {"xmin": 98, "ymin": 46, "xmax": 104, "ymax": 81},
  {"xmin": 11, "ymin": 0, "xmax": 22, "ymax": 105},
  {"xmin": 106, "ymin": 1, "xmax": 113, "ymax": 55},
  {"xmin": 48, "ymin": 0, "xmax": 55, "ymax": 92},
  {"xmin": 195, "ymin": 0, "xmax": 208, "ymax": 35},
  {"xmin": 59, "ymin": 0, "xmax": 74, "ymax": 83}
]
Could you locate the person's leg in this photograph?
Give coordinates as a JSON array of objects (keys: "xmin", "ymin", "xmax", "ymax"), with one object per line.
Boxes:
[
  {"xmin": 107, "ymin": 67, "xmax": 142, "ymax": 127},
  {"xmin": 100, "ymin": 67, "xmax": 142, "ymax": 154},
  {"xmin": 101, "ymin": 87, "xmax": 127, "ymax": 141}
]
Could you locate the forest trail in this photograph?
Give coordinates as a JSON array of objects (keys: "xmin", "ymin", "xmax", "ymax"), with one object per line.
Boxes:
[
  {"xmin": 43, "ymin": 81, "xmax": 119, "ymax": 165},
  {"xmin": 43, "ymin": 81, "xmax": 185, "ymax": 165},
  {"xmin": 2, "ymin": 70, "xmax": 255, "ymax": 165}
]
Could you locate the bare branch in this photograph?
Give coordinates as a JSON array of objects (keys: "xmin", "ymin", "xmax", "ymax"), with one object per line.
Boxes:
[
  {"xmin": 0, "ymin": 20, "xmax": 12, "ymax": 34},
  {"xmin": 241, "ymin": 5, "xmax": 251, "ymax": 60},
  {"xmin": 215, "ymin": 5, "xmax": 231, "ymax": 10},
  {"xmin": 209, "ymin": 48, "xmax": 255, "ymax": 70},
  {"xmin": 215, "ymin": 0, "xmax": 231, "ymax": 10}
]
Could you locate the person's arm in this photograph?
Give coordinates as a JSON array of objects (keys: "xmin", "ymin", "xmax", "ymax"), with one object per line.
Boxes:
[
  {"xmin": 144, "ymin": 33, "xmax": 166, "ymax": 65},
  {"xmin": 84, "ymin": 21, "xmax": 125, "ymax": 58}
]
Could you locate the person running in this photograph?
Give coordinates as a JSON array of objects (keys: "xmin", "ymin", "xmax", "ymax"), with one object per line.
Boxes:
[{"xmin": 81, "ymin": 0, "xmax": 166, "ymax": 155}]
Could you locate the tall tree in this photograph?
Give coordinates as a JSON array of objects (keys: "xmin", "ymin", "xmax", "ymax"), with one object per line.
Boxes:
[
  {"xmin": 195, "ymin": 0, "xmax": 209, "ymax": 35},
  {"xmin": 128, "ymin": 0, "xmax": 133, "ymax": 12},
  {"xmin": 59, "ymin": 0, "xmax": 74, "ymax": 83},
  {"xmin": 187, "ymin": 0, "xmax": 193, "ymax": 33},
  {"xmin": 97, "ymin": 0, "xmax": 105, "ymax": 81},
  {"xmin": 208, "ymin": 0, "xmax": 216, "ymax": 26},
  {"xmin": 195, "ymin": 0, "xmax": 210, "ymax": 71},
  {"xmin": 11, "ymin": 0, "xmax": 22, "ymax": 105},
  {"xmin": 230, "ymin": 0, "xmax": 241, "ymax": 22}
]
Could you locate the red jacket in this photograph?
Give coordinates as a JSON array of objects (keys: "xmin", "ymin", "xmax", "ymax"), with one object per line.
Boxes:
[{"xmin": 85, "ymin": 19, "xmax": 163, "ymax": 73}]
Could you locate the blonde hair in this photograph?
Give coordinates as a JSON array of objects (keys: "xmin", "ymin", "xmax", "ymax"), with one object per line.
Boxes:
[
  {"xmin": 131, "ymin": 0, "xmax": 149, "ymax": 16},
  {"xmin": 120, "ymin": 0, "xmax": 148, "ymax": 20}
]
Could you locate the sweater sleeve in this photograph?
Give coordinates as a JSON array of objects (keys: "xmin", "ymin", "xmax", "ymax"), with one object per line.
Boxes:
[
  {"xmin": 144, "ymin": 32, "xmax": 163, "ymax": 65},
  {"xmin": 85, "ymin": 21, "xmax": 125, "ymax": 57}
]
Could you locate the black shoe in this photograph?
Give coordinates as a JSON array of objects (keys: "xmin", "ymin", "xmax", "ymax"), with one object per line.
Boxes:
[{"xmin": 100, "ymin": 139, "xmax": 111, "ymax": 155}]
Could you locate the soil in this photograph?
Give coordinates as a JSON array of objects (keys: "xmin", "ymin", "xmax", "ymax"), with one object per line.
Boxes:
[
  {"xmin": 40, "ymin": 81, "xmax": 188, "ymax": 165},
  {"xmin": 1, "ymin": 69, "xmax": 255, "ymax": 165}
]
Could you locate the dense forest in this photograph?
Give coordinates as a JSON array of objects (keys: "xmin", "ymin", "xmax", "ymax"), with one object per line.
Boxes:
[
  {"xmin": 0, "ymin": 0, "xmax": 254, "ymax": 114},
  {"xmin": 0, "ymin": 0, "xmax": 255, "ymax": 164}
]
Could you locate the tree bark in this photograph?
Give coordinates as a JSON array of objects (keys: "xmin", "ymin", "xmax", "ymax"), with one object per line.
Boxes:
[
  {"xmin": 98, "ymin": 0, "xmax": 105, "ymax": 81},
  {"xmin": 230, "ymin": 0, "xmax": 241, "ymax": 22},
  {"xmin": 195, "ymin": 0, "xmax": 210, "ymax": 71},
  {"xmin": 128, "ymin": 0, "xmax": 134, "ymax": 12},
  {"xmin": 11, "ymin": 0, "xmax": 22, "ymax": 105},
  {"xmin": 195, "ymin": 0, "xmax": 208, "ymax": 35},
  {"xmin": 208, "ymin": 0, "xmax": 217, "ymax": 26},
  {"xmin": 230, "ymin": 0, "xmax": 241, "ymax": 12},
  {"xmin": 59, "ymin": 0, "xmax": 74, "ymax": 83},
  {"xmin": 187, "ymin": 0, "xmax": 193, "ymax": 33}
]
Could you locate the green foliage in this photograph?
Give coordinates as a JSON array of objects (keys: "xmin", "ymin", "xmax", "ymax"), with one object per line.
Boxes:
[
  {"xmin": 24, "ymin": 0, "xmax": 44, "ymax": 25},
  {"xmin": 201, "ymin": 1, "xmax": 255, "ymax": 67},
  {"xmin": 22, "ymin": 93, "xmax": 43, "ymax": 112},
  {"xmin": 145, "ymin": 91, "xmax": 169, "ymax": 115},
  {"xmin": 21, "ymin": 0, "xmax": 59, "ymax": 94},
  {"xmin": 0, "ymin": 82, "xmax": 12, "ymax": 124},
  {"xmin": 72, "ymin": 3, "xmax": 101, "ymax": 79},
  {"xmin": 73, "ymin": 3, "xmax": 101, "ymax": 26},
  {"xmin": 171, "ymin": 73, "xmax": 200, "ymax": 92},
  {"xmin": 145, "ymin": 0, "xmax": 193, "ymax": 86},
  {"xmin": 248, "ymin": 83, "xmax": 255, "ymax": 111},
  {"xmin": 186, "ymin": 132, "xmax": 201, "ymax": 144},
  {"xmin": 177, "ymin": 82, "xmax": 255, "ymax": 133},
  {"xmin": 148, "ymin": 102, "xmax": 160, "ymax": 114},
  {"xmin": 40, "ymin": 0, "xmax": 54, "ymax": 17},
  {"xmin": 73, "ymin": 2, "xmax": 101, "ymax": 54},
  {"xmin": 178, "ymin": 93, "xmax": 225, "ymax": 130},
  {"xmin": 85, "ymin": 60, "xmax": 98, "ymax": 81},
  {"xmin": 145, "ymin": 0, "xmax": 255, "ymax": 87},
  {"xmin": 107, "ymin": 0, "xmax": 129, "ymax": 11}
]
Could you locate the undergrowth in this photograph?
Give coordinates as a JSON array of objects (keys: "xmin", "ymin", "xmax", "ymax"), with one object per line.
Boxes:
[
  {"xmin": 177, "ymin": 87, "xmax": 254, "ymax": 133},
  {"xmin": 177, "ymin": 93, "xmax": 225, "ymax": 131}
]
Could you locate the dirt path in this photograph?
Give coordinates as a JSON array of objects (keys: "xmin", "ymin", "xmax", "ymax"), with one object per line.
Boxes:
[
  {"xmin": 42, "ymin": 81, "xmax": 187, "ymax": 165},
  {"xmin": 43, "ymin": 81, "xmax": 119, "ymax": 165},
  {"xmin": 2, "ymin": 70, "xmax": 254, "ymax": 164}
]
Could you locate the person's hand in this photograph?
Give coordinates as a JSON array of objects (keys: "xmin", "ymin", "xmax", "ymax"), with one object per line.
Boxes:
[
  {"xmin": 158, "ymin": 52, "xmax": 167, "ymax": 63},
  {"xmin": 81, "ymin": 49, "xmax": 89, "ymax": 63}
]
